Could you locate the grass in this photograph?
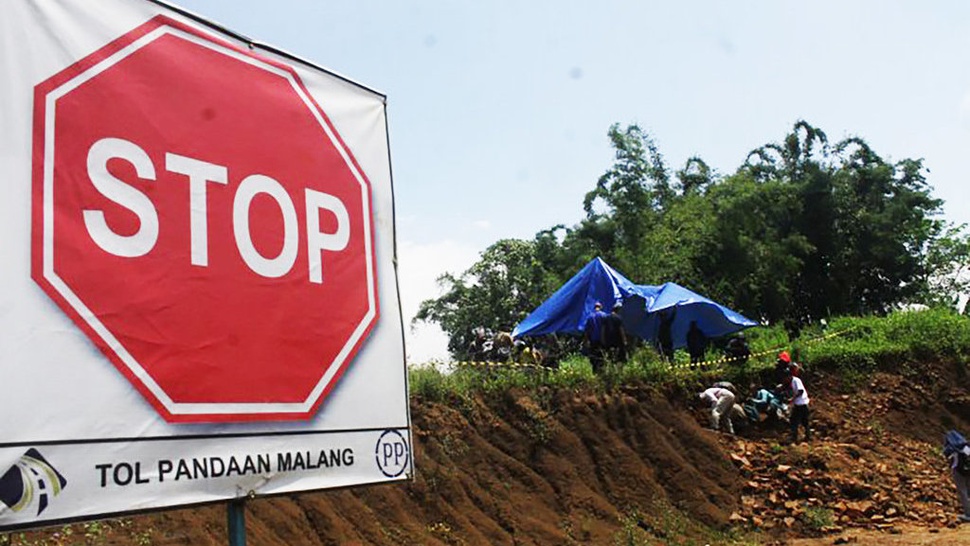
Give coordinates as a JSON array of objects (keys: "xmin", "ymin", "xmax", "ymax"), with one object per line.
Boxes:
[
  {"xmin": 409, "ymin": 308, "xmax": 970, "ymax": 400},
  {"xmin": 805, "ymin": 309, "xmax": 970, "ymax": 373},
  {"xmin": 612, "ymin": 503, "xmax": 763, "ymax": 546},
  {"xmin": 0, "ymin": 518, "xmax": 153, "ymax": 546},
  {"xmin": 802, "ymin": 506, "xmax": 835, "ymax": 530}
]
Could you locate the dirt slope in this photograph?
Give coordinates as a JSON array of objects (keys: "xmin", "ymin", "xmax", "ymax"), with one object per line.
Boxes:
[{"xmin": 7, "ymin": 360, "xmax": 970, "ymax": 545}]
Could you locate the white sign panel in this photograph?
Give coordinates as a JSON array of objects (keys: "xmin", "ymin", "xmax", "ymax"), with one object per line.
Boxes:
[{"xmin": 0, "ymin": 0, "xmax": 411, "ymax": 530}]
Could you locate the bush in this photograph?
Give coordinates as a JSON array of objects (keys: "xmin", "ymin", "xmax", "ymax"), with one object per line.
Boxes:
[
  {"xmin": 802, "ymin": 506, "xmax": 834, "ymax": 530},
  {"xmin": 805, "ymin": 309, "xmax": 970, "ymax": 373},
  {"xmin": 408, "ymin": 364, "xmax": 450, "ymax": 402}
]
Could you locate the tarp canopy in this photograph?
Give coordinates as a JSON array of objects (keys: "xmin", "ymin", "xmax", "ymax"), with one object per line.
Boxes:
[
  {"xmin": 511, "ymin": 257, "xmax": 648, "ymax": 338},
  {"xmin": 512, "ymin": 258, "xmax": 756, "ymax": 348},
  {"xmin": 621, "ymin": 282, "xmax": 758, "ymax": 349}
]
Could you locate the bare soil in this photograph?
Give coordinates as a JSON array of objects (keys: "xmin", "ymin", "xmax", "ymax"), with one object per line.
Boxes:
[{"xmin": 5, "ymin": 359, "xmax": 970, "ymax": 545}]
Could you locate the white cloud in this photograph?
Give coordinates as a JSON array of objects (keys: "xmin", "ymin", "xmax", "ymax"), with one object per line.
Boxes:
[
  {"xmin": 473, "ymin": 219, "xmax": 491, "ymax": 230},
  {"xmin": 396, "ymin": 239, "xmax": 479, "ymax": 363}
]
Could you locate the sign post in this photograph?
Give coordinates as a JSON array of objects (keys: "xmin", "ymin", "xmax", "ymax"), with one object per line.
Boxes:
[
  {"xmin": 0, "ymin": 0, "xmax": 411, "ymax": 534},
  {"xmin": 227, "ymin": 499, "xmax": 247, "ymax": 546}
]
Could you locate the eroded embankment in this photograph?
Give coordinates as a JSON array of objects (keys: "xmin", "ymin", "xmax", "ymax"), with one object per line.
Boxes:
[
  {"xmin": 12, "ymin": 359, "xmax": 970, "ymax": 545},
  {"xmin": 13, "ymin": 385, "xmax": 742, "ymax": 545}
]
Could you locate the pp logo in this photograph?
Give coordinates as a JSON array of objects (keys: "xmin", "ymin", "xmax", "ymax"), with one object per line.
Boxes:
[
  {"xmin": 374, "ymin": 430, "xmax": 410, "ymax": 478},
  {"xmin": 0, "ymin": 449, "xmax": 67, "ymax": 516}
]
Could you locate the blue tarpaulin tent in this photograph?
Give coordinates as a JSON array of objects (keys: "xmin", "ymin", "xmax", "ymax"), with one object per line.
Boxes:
[
  {"xmin": 512, "ymin": 258, "xmax": 756, "ymax": 348},
  {"xmin": 621, "ymin": 282, "xmax": 758, "ymax": 349},
  {"xmin": 511, "ymin": 257, "xmax": 645, "ymax": 338}
]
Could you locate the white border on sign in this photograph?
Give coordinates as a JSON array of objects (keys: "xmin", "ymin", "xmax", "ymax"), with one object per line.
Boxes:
[{"xmin": 41, "ymin": 24, "xmax": 377, "ymax": 417}]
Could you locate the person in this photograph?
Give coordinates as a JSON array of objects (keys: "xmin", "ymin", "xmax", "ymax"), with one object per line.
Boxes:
[
  {"xmin": 787, "ymin": 366, "xmax": 811, "ymax": 442},
  {"xmin": 519, "ymin": 343, "xmax": 543, "ymax": 367},
  {"xmin": 602, "ymin": 302, "xmax": 628, "ymax": 363},
  {"xmin": 743, "ymin": 387, "xmax": 788, "ymax": 423},
  {"xmin": 686, "ymin": 321, "xmax": 707, "ymax": 364},
  {"xmin": 943, "ymin": 430, "xmax": 970, "ymax": 523},
  {"xmin": 535, "ymin": 334, "xmax": 564, "ymax": 369},
  {"xmin": 711, "ymin": 381, "xmax": 748, "ymax": 431},
  {"xmin": 725, "ymin": 333, "xmax": 751, "ymax": 366},
  {"xmin": 729, "ymin": 402, "xmax": 748, "ymax": 432},
  {"xmin": 698, "ymin": 385, "xmax": 737, "ymax": 435},
  {"xmin": 713, "ymin": 380, "xmax": 737, "ymax": 394},
  {"xmin": 467, "ymin": 327, "xmax": 488, "ymax": 361},
  {"xmin": 583, "ymin": 302, "xmax": 608, "ymax": 374},
  {"xmin": 493, "ymin": 331, "xmax": 514, "ymax": 361},
  {"xmin": 657, "ymin": 309, "xmax": 675, "ymax": 361},
  {"xmin": 774, "ymin": 351, "xmax": 792, "ymax": 385}
]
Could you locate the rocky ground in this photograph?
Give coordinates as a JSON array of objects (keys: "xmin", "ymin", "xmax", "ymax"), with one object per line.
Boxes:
[{"xmin": 708, "ymin": 360, "xmax": 970, "ymax": 543}]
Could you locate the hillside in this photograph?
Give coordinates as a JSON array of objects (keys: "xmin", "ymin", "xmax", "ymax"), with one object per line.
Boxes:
[{"xmin": 5, "ymin": 358, "xmax": 970, "ymax": 545}]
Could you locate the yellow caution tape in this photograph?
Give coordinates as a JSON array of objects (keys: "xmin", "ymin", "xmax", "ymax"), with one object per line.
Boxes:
[
  {"xmin": 666, "ymin": 327, "xmax": 856, "ymax": 371},
  {"xmin": 449, "ymin": 327, "xmax": 857, "ymax": 373},
  {"xmin": 452, "ymin": 360, "xmax": 549, "ymax": 371}
]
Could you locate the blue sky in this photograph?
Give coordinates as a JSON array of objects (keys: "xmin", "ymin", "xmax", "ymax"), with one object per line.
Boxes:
[{"xmin": 172, "ymin": 1, "xmax": 970, "ymax": 362}]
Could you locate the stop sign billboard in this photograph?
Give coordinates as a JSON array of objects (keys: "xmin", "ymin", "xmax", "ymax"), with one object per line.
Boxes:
[
  {"xmin": 1, "ymin": 0, "xmax": 409, "ymax": 531},
  {"xmin": 33, "ymin": 16, "xmax": 378, "ymax": 422}
]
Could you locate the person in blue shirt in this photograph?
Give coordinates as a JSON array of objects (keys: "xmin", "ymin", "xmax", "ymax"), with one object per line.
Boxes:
[
  {"xmin": 583, "ymin": 302, "xmax": 609, "ymax": 374},
  {"xmin": 743, "ymin": 387, "xmax": 788, "ymax": 423},
  {"xmin": 944, "ymin": 430, "xmax": 970, "ymax": 523}
]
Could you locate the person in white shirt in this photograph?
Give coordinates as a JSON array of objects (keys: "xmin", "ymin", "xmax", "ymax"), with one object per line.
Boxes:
[
  {"xmin": 787, "ymin": 365, "xmax": 811, "ymax": 442},
  {"xmin": 698, "ymin": 386, "xmax": 737, "ymax": 435}
]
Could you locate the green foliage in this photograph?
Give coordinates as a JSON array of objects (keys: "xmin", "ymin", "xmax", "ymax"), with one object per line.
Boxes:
[
  {"xmin": 805, "ymin": 309, "xmax": 970, "ymax": 374},
  {"xmin": 707, "ymin": 122, "xmax": 953, "ymax": 324},
  {"xmin": 704, "ymin": 173, "xmax": 812, "ymax": 322},
  {"xmin": 554, "ymin": 354, "xmax": 598, "ymax": 388},
  {"xmin": 613, "ymin": 503, "xmax": 760, "ymax": 546},
  {"xmin": 583, "ymin": 123, "xmax": 673, "ymax": 278},
  {"xmin": 741, "ymin": 323, "xmax": 791, "ymax": 359},
  {"xmin": 924, "ymin": 225, "xmax": 970, "ymax": 309},
  {"xmin": 0, "ymin": 518, "xmax": 153, "ymax": 546},
  {"xmin": 407, "ymin": 310, "xmax": 970, "ymax": 409},
  {"xmin": 412, "ymin": 238, "xmax": 565, "ymax": 359},
  {"xmin": 802, "ymin": 506, "xmax": 835, "ymax": 530},
  {"xmin": 408, "ymin": 355, "xmax": 600, "ymax": 405},
  {"xmin": 612, "ymin": 510, "xmax": 653, "ymax": 546},
  {"xmin": 408, "ymin": 364, "xmax": 450, "ymax": 402}
]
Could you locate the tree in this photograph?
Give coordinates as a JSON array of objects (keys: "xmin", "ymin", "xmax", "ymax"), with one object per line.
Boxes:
[
  {"xmin": 704, "ymin": 171, "xmax": 811, "ymax": 323},
  {"xmin": 581, "ymin": 123, "xmax": 671, "ymax": 278},
  {"xmin": 719, "ymin": 122, "xmax": 949, "ymax": 322},
  {"xmin": 827, "ymin": 141, "xmax": 945, "ymax": 314},
  {"xmin": 676, "ymin": 156, "xmax": 715, "ymax": 195},
  {"xmin": 412, "ymin": 238, "xmax": 562, "ymax": 360},
  {"xmin": 923, "ymin": 225, "xmax": 970, "ymax": 311},
  {"xmin": 415, "ymin": 120, "xmax": 966, "ymax": 359}
]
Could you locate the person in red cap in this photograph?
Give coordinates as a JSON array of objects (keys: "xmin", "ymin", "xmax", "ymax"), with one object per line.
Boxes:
[{"xmin": 774, "ymin": 351, "xmax": 792, "ymax": 385}]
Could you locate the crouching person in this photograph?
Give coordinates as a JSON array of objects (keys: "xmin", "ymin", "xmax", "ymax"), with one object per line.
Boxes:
[{"xmin": 699, "ymin": 385, "xmax": 737, "ymax": 435}]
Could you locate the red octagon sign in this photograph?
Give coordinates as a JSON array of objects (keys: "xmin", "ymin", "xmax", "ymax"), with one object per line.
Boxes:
[{"xmin": 31, "ymin": 16, "xmax": 379, "ymax": 423}]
